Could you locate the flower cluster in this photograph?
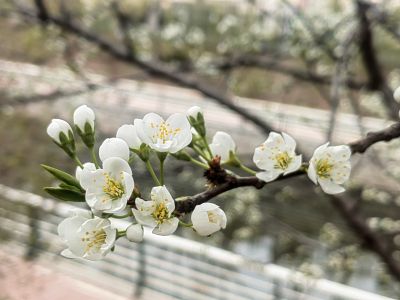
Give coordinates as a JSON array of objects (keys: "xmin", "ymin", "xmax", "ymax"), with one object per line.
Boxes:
[{"xmin": 44, "ymin": 105, "xmax": 352, "ymax": 261}]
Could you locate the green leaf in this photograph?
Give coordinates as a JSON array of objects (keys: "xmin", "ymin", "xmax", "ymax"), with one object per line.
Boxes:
[
  {"xmin": 41, "ymin": 164, "xmax": 82, "ymax": 190},
  {"xmin": 59, "ymin": 183, "xmax": 82, "ymax": 193},
  {"xmin": 44, "ymin": 187, "xmax": 85, "ymax": 202}
]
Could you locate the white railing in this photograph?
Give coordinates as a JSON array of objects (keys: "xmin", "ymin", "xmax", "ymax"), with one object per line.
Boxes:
[
  {"xmin": 0, "ymin": 184, "xmax": 394, "ymax": 300},
  {"xmin": 0, "ymin": 59, "xmax": 389, "ymax": 155}
]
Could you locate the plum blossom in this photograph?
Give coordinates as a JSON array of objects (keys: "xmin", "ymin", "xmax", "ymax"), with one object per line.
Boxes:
[
  {"xmin": 209, "ymin": 131, "xmax": 236, "ymax": 163},
  {"xmin": 75, "ymin": 162, "xmax": 96, "ymax": 181},
  {"xmin": 191, "ymin": 203, "xmax": 227, "ymax": 236},
  {"xmin": 116, "ymin": 124, "xmax": 142, "ymax": 150},
  {"xmin": 99, "ymin": 138, "xmax": 130, "ymax": 162},
  {"xmin": 187, "ymin": 106, "xmax": 203, "ymax": 118},
  {"xmin": 126, "ymin": 224, "xmax": 144, "ymax": 243},
  {"xmin": 79, "ymin": 157, "xmax": 134, "ymax": 213},
  {"xmin": 134, "ymin": 113, "xmax": 192, "ymax": 153},
  {"xmin": 47, "ymin": 119, "xmax": 74, "ymax": 144},
  {"xmin": 253, "ymin": 132, "xmax": 302, "ymax": 182},
  {"xmin": 73, "ymin": 105, "xmax": 95, "ymax": 132},
  {"xmin": 58, "ymin": 210, "xmax": 116, "ymax": 260},
  {"xmin": 132, "ymin": 186, "xmax": 179, "ymax": 236},
  {"xmin": 308, "ymin": 143, "xmax": 351, "ymax": 194}
]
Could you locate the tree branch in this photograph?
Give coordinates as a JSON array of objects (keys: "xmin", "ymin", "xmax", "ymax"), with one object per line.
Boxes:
[
  {"xmin": 174, "ymin": 121, "xmax": 400, "ymax": 280},
  {"xmin": 356, "ymin": 0, "xmax": 399, "ymax": 119},
  {"xmin": 14, "ymin": 6, "xmax": 276, "ymax": 136},
  {"xmin": 348, "ymin": 122, "xmax": 400, "ymax": 154},
  {"xmin": 215, "ymin": 55, "xmax": 365, "ymax": 90},
  {"xmin": 177, "ymin": 120, "xmax": 400, "ymax": 213}
]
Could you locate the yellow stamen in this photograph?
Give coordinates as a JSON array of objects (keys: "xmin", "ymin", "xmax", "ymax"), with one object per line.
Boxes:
[
  {"xmin": 207, "ymin": 211, "xmax": 219, "ymax": 224},
  {"xmin": 274, "ymin": 152, "xmax": 292, "ymax": 170},
  {"xmin": 103, "ymin": 174, "xmax": 124, "ymax": 199},
  {"xmin": 151, "ymin": 121, "xmax": 181, "ymax": 144},
  {"xmin": 316, "ymin": 158, "xmax": 333, "ymax": 178},
  {"xmin": 83, "ymin": 229, "xmax": 107, "ymax": 254},
  {"xmin": 152, "ymin": 202, "xmax": 169, "ymax": 224}
]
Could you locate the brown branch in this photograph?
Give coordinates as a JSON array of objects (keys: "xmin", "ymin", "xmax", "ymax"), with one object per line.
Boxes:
[
  {"xmin": 349, "ymin": 122, "xmax": 400, "ymax": 154},
  {"xmin": 356, "ymin": 0, "xmax": 399, "ymax": 119},
  {"xmin": 329, "ymin": 195, "xmax": 400, "ymax": 281},
  {"xmin": 15, "ymin": 5, "xmax": 276, "ymax": 137},
  {"xmin": 175, "ymin": 121, "xmax": 400, "ymax": 280},
  {"xmin": 33, "ymin": 0, "xmax": 48, "ymax": 22},
  {"xmin": 177, "ymin": 121, "xmax": 400, "ymax": 213},
  {"xmin": 111, "ymin": 1, "xmax": 135, "ymax": 59},
  {"xmin": 215, "ymin": 55, "xmax": 366, "ymax": 90}
]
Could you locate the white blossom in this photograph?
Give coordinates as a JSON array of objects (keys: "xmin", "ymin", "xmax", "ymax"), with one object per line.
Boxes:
[
  {"xmin": 126, "ymin": 224, "xmax": 144, "ymax": 243},
  {"xmin": 75, "ymin": 162, "xmax": 96, "ymax": 181},
  {"xmin": 253, "ymin": 132, "xmax": 302, "ymax": 182},
  {"xmin": 73, "ymin": 105, "xmax": 95, "ymax": 132},
  {"xmin": 116, "ymin": 124, "xmax": 142, "ymax": 150},
  {"xmin": 99, "ymin": 138, "xmax": 130, "ymax": 162},
  {"xmin": 57, "ymin": 210, "xmax": 116, "ymax": 260},
  {"xmin": 79, "ymin": 157, "xmax": 134, "ymax": 213},
  {"xmin": 134, "ymin": 113, "xmax": 192, "ymax": 153},
  {"xmin": 187, "ymin": 106, "xmax": 203, "ymax": 118},
  {"xmin": 209, "ymin": 131, "xmax": 236, "ymax": 163},
  {"xmin": 308, "ymin": 143, "xmax": 351, "ymax": 194},
  {"xmin": 46, "ymin": 119, "xmax": 73, "ymax": 144},
  {"xmin": 132, "ymin": 186, "xmax": 179, "ymax": 236},
  {"xmin": 191, "ymin": 203, "xmax": 227, "ymax": 236}
]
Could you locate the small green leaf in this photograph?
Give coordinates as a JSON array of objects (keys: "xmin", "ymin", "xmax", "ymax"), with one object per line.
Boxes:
[
  {"xmin": 41, "ymin": 164, "xmax": 82, "ymax": 190},
  {"xmin": 59, "ymin": 183, "xmax": 82, "ymax": 193},
  {"xmin": 44, "ymin": 187, "xmax": 85, "ymax": 202}
]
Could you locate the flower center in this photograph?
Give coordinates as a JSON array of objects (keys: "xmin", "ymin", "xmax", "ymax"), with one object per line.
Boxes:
[
  {"xmin": 207, "ymin": 211, "xmax": 219, "ymax": 224},
  {"xmin": 103, "ymin": 174, "xmax": 124, "ymax": 199},
  {"xmin": 151, "ymin": 122, "xmax": 181, "ymax": 144},
  {"xmin": 152, "ymin": 202, "xmax": 169, "ymax": 224},
  {"xmin": 82, "ymin": 229, "xmax": 107, "ymax": 254},
  {"xmin": 316, "ymin": 158, "xmax": 333, "ymax": 178},
  {"xmin": 274, "ymin": 152, "xmax": 292, "ymax": 170}
]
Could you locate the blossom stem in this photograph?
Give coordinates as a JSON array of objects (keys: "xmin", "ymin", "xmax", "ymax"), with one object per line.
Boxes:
[
  {"xmin": 117, "ymin": 230, "xmax": 126, "ymax": 239},
  {"xmin": 145, "ymin": 160, "xmax": 161, "ymax": 186},
  {"xmin": 201, "ymin": 136, "xmax": 213, "ymax": 159},
  {"xmin": 193, "ymin": 145, "xmax": 209, "ymax": 160},
  {"xmin": 179, "ymin": 220, "xmax": 193, "ymax": 228},
  {"xmin": 72, "ymin": 154, "xmax": 84, "ymax": 168},
  {"xmin": 239, "ymin": 164, "xmax": 257, "ymax": 175},
  {"xmin": 89, "ymin": 146, "xmax": 100, "ymax": 168},
  {"xmin": 160, "ymin": 160, "xmax": 165, "ymax": 185},
  {"xmin": 189, "ymin": 157, "xmax": 209, "ymax": 169},
  {"xmin": 157, "ymin": 152, "xmax": 168, "ymax": 186}
]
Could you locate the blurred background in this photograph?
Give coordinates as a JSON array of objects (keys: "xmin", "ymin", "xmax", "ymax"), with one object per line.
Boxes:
[{"xmin": 0, "ymin": 0, "xmax": 400, "ymax": 299}]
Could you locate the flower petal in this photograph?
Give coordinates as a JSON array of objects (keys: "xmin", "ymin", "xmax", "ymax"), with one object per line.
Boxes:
[
  {"xmin": 312, "ymin": 142, "xmax": 330, "ymax": 160},
  {"xmin": 116, "ymin": 124, "xmax": 142, "ymax": 150},
  {"xmin": 151, "ymin": 185, "xmax": 175, "ymax": 213},
  {"xmin": 282, "ymin": 132, "xmax": 297, "ymax": 152},
  {"xmin": 135, "ymin": 198, "xmax": 156, "ymax": 216},
  {"xmin": 307, "ymin": 162, "xmax": 318, "ymax": 185},
  {"xmin": 256, "ymin": 170, "xmax": 280, "ymax": 182},
  {"xmin": 103, "ymin": 157, "xmax": 132, "ymax": 176},
  {"xmin": 284, "ymin": 155, "xmax": 302, "ymax": 175},
  {"xmin": 99, "ymin": 138, "xmax": 130, "ymax": 162},
  {"xmin": 319, "ymin": 179, "xmax": 345, "ymax": 194},
  {"xmin": 132, "ymin": 208, "xmax": 157, "ymax": 227},
  {"xmin": 153, "ymin": 217, "xmax": 179, "ymax": 236}
]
